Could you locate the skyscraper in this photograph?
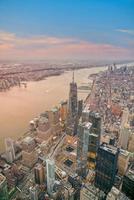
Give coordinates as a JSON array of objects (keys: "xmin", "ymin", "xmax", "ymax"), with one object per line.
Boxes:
[
  {"xmin": 47, "ymin": 107, "xmax": 61, "ymax": 135},
  {"xmin": 118, "ymin": 149, "xmax": 129, "ymax": 176},
  {"xmin": 60, "ymin": 101, "xmax": 68, "ymax": 122},
  {"xmin": 68, "ymin": 71, "xmax": 77, "ymax": 118},
  {"xmin": 34, "ymin": 163, "xmax": 45, "ymax": 185},
  {"xmin": 0, "ymin": 174, "xmax": 9, "ymax": 200},
  {"xmin": 81, "ymin": 110, "xmax": 101, "ymax": 169},
  {"xmin": 5, "ymin": 138, "xmax": 16, "ymax": 163},
  {"xmin": 78, "ymin": 99, "xmax": 83, "ymax": 118},
  {"xmin": 119, "ymin": 108, "xmax": 130, "ymax": 150},
  {"xmin": 46, "ymin": 159, "xmax": 55, "ymax": 195},
  {"xmin": 77, "ymin": 121, "xmax": 92, "ymax": 178},
  {"xmin": 22, "ymin": 136, "xmax": 38, "ymax": 168},
  {"xmin": 88, "ymin": 112, "xmax": 101, "ymax": 169},
  {"xmin": 60, "ymin": 101, "xmax": 68, "ymax": 131},
  {"xmin": 119, "ymin": 124, "xmax": 131, "ymax": 150},
  {"xmin": 67, "ymin": 71, "xmax": 78, "ymax": 136},
  {"xmin": 95, "ymin": 144, "xmax": 119, "ymax": 194}
]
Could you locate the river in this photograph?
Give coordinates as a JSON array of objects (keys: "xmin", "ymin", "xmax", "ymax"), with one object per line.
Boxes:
[{"xmin": 0, "ymin": 67, "xmax": 106, "ymax": 152}]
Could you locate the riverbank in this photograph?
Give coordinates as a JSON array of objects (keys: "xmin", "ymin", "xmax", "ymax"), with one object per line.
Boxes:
[
  {"xmin": 0, "ymin": 62, "xmax": 96, "ymax": 92},
  {"xmin": 0, "ymin": 66, "xmax": 107, "ymax": 152}
]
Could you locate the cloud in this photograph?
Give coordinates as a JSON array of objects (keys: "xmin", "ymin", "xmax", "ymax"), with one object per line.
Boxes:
[
  {"xmin": 0, "ymin": 31, "xmax": 77, "ymax": 47},
  {"xmin": 0, "ymin": 31, "xmax": 133, "ymax": 61},
  {"xmin": 116, "ymin": 29, "xmax": 134, "ymax": 35}
]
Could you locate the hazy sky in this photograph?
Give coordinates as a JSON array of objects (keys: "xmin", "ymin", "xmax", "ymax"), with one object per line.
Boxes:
[{"xmin": 0, "ymin": 0, "xmax": 134, "ymax": 62}]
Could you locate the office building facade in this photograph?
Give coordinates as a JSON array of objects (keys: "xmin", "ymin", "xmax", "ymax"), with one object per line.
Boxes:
[
  {"xmin": 34, "ymin": 163, "xmax": 45, "ymax": 185},
  {"xmin": 68, "ymin": 71, "xmax": 77, "ymax": 118},
  {"xmin": 77, "ymin": 121, "xmax": 92, "ymax": 177},
  {"xmin": 122, "ymin": 169, "xmax": 134, "ymax": 200},
  {"xmin": 95, "ymin": 144, "xmax": 119, "ymax": 194},
  {"xmin": 46, "ymin": 159, "xmax": 55, "ymax": 195},
  {"xmin": 82, "ymin": 110, "xmax": 101, "ymax": 169}
]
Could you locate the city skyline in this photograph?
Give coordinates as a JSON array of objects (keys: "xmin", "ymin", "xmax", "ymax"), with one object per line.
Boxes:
[{"xmin": 0, "ymin": 0, "xmax": 134, "ymax": 62}]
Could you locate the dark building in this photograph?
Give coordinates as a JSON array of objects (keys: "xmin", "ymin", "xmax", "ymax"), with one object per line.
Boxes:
[
  {"xmin": 66, "ymin": 71, "xmax": 78, "ymax": 135},
  {"xmin": 78, "ymin": 99, "xmax": 83, "ymax": 118},
  {"xmin": 95, "ymin": 144, "xmax": 119, "ymax": 194},
  {"xmin": 82, "ymin": 109, "xmax": 101, "ymax": 169},
  {"xmin": 88, "ymin": 111, "xmax": 101, "ymax": 136},
  {"xmin": 34, "ymin": 163, "xmax": 45, "ymax": 185},
  {"xmin": 109, "ymin": 136, "xmax": 116, "ymax": 146},
  {"xmin": 68, "ymin": 71, "xmax": 77, "ymax": 118},
  {"xmin": 122, "ymin": 169, "xmax": 134, "ymax": 200},
  {"xmin": 88, "ymin": 112, "xmax": 101, "ymax": 169}
]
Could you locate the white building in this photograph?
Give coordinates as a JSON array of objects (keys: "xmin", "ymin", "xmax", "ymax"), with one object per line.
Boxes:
[
  {"xmin": 119, "ymin": 108, "xmax": 130, "ymax": 150},
  {"xmin": 46, "ymin": 159, "xmax": 55, "ymax": 195},
  {"xmin": 5, "ymin": 138, "xmax": 16, "ymax": 163}
]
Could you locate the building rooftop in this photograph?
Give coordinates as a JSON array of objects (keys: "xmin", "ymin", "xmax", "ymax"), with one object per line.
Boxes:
[
  {"xmin": 84, "ymin": 122, "xmax": 92, "ymax": 129},
  {"xmin": 89, "ymin": 111, "xmax": 101, "ymax": 119},
  {"xmin": 0, "ymin": 173, "xmax": 6, "ymax": 185},
  {"xmin": 39, "ymin": 116, "xmax": 49, "ymax": 124},
  {"xmin": 100, "ymin": 144, "xmax": 119, "ymax": 155},
  {"xmin": 60, "ymin": 100, "xmax": 67, "ymax": 105},
  {"xmin": 23, "ymin": 136, "xmax": 34, "ymax": 144},
  {"xmin": 126, "ymin": 169, "xmax": 134, "ymax": 181},
  {"xmin": 80, "ymin": 121, "xmax": 92, "ymax": 130},
  {"xmin": 83, "ymin": 106, "xmax": 90, "ymax": 113},
  {"xmin": 120, "ymin": 149, "xmax": 130, "ymax": 157},
  {"xmin": 34, "ymin": 163, "xmax": 43, "ymax": 170},
  {"xmin": 51, "ymin": 107, "xmax": 58, "ymax": 112}
]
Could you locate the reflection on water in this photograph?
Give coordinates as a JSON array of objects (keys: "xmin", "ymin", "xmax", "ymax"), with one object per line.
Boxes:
[{"xmin": 0, "ymin": 67, "xmax": 106, "ymax": 152}]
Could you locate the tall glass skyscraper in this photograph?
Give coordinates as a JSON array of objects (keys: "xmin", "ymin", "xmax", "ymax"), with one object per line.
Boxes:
[
  {"xmin": 77, "ymin": 121, "xmax": 92, "ymax": 177},
  {"xmin": 68, "ymin": 71, "xmax": 77, "ymax": 118},
  {"xmin": 95, "ymin": 144, "xmax": 119, "ymax": 194},
  {"xmin": 46, "ymin": 159, "xmax": 55, "ymax": 195}
]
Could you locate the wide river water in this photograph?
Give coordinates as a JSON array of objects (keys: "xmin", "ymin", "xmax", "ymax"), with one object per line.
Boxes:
[{"xmin": 0, "ymin": 67, "xmax": 106, "ymax": 152}]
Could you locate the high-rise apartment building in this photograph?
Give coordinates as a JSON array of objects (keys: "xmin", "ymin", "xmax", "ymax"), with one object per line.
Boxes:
[
  {"xmin": 119, "ymin": 108, "xmax": 130, "ymax": 150},
  {"xmin": 95, "ymin": 144, "xmax": 119, "ymax": 194},
  {"xmin": 128, "ymin": 133, "xmax": 134, "ymax": 153},
  {"xmin": 46, "ymin": 159, "xmax": 55, "ymax": 195},
  {"xmin": 119, "ymin": 125, "xmax": 131, "ymax": 150},
  {"xmin": 118, "ymin": 149, "xmax": 129, "ymax": 176},
  {"xmin": 34, "ymin": 163, "xmax": 45, "ymax": 185}
]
